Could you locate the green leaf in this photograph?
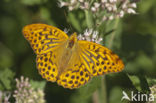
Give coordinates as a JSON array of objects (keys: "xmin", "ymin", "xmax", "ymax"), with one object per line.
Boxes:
[
  {"xmin": 68, "ymin": 12, "xmax": 82, "ymax": 32},
  {"xmin": 128, "ymin": 74, "xmax": 150, "ymax": 93},
  {"xmin": 104, "ymin": 19, "xmax": 122, "ymax": 49},
  {"xmin": 147, "ymin": 77, "xmax": 156, "ymax": 86},
  {"xmin": 128, "ymin": 75, "xmax": 141, "ymax": 91},
  {"xmin": 30, "ymin": 80, "xmax": 46, "ymax": 90},
  {"xmin": 0, "ymin": 68, "xmax": 15, "ymax": 90}
]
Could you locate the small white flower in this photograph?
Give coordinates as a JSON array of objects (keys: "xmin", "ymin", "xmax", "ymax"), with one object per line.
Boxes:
[
  {"xmin": 78, "ymin": 29, "xmax": 102, "ymax": 44},
  {"xmin": 84, "ymin": 29, "xmax": 92, "ymax": 36},
  {"xmin": 91, "ymin": 7, "xmax": 96, "ymax": 12},
  {"xmin": 119, "ymin": 10, "xmax": 124, "ymax": 17},
  {"xmin": 109, "ymin": 0, "xmax": 116, "ymax": 3},
  {"xmin": 94, "ymin": 2, "xmax": 100, "ymax": 8},
  {"xmin": 93, "ymin": 31, "xmax": 98, "ymax": 39},
  {"xmin": 78, "ymin": 34, "xmax": 82, "ymax": 40},
  {"xmin": 122, "ymin": 3, "xmax": 127, "ymax": 9},
  {"xmin": 70, "ymin": 0, "xmax": 77, "ymax": 4},
  {"xmin": 58, "ymin": 0, "xmax": 69, "ymax": 8},
  {"xmin": 92, "ymin": 38, "xmax": 96, "ymax": 42},
  {"xmin": 127, "ymin": 8, "xmax": 136, "ymax": 14},
  {"xmin": 68, "ymin": 6, "xmax": 74, "ymax": 11},
  {"xmin": 78, "ymin": 0, "xmax": 84, "ymax": 2},
  {"xmin": 95, "ymin": 38, "xmax": 103, "ymax": 44},
  {"xmin": 101, "ymin": 0, "xmax": 107, "ymax": 3},
  {"xmin": 38, "ymin": 89, "xmax": 44, "ymax": 97},
  {"xmin": 64, "ymin": 28, "xmax": 69, "ymax": 33},
  {"xmin": 80, "ymin": 2, "xmax": 89, "ymax": 10},
  {"xmin": 105, "ymin": 3, "xmax": 109, "ymax": 7},
  {"xmin": 102, "ymin": 16, "xmax": 107, "ymax": 21},
  {"xmin": 21, "ymin": 76, "xmax": 24, "ymax": 82},
  {"xmin": 4, "ymin": 92, "xmax": 11, "ymax": 103},
  {"xmin": 150, "ymin": 85, "xmax": 156, "ymax": 98},
  {"xmin": 84, "ymin": 2, "xmax": 89, "ymax": 9},
  {"xmin": 98, "ymin": 38, "xmax": 103, "ymax": 42},
  {"xmin": 109, "ymin": 15, "xmax": 114, "ymax": 20},
  {"xmin": 28, "ymin": 99, "xmax": 34, "ymax": 103},
  {"xmin": 107, "ymin": 6, "xmax": 112, "ymax": 11},
  {"xmin": 112, "ymin": 4, "xmax": 117, "ymax": 11},
  {"xmin": 130, "ymin": 3, "xmax": 137, "ymax": 8}
]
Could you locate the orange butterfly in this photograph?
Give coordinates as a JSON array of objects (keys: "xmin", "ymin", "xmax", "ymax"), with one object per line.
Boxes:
[{"xmin": 22, "ymin": 24, "xmax": 124, "ymax": 89}]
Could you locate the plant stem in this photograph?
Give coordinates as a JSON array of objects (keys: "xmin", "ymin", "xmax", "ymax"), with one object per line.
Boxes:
[
  {"xmin": 108, "ymin": 19, "xmax": 119, "ymax": 48},
  {"xmin": 101, "ymin": 75, "xmax": 107, "ymax": 103},
  {"xmin": 85, "ymin": 10, "xmax": 94, "ymax": 28},
  {"xmin": 101, "ymin": 18, "xmax": 120, "ymax": 103},
  {"xmin": 93, "ymin": 90, "xmax": 99, "ymax": 103}
]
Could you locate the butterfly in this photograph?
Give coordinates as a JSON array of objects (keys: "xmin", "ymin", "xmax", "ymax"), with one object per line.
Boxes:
[{"xmin": 22, "ymin": 24, "xmax": 124, "ymax": 89}]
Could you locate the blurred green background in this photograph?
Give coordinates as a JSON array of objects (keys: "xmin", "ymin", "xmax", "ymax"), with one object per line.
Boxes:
[{"xmin": 0, "ymin": 0, "xmax": 156, "ymax": 103}]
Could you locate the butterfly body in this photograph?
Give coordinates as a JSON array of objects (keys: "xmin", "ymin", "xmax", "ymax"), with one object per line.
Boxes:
[
  {"xmin": 57, "ymin": 33, "xmax": 79, "ymax": 76},
  {"xmin": 66, "ymin": 32, "xmax": 78, "ymax": 49},
  {"xmin": 22, "ymin": 24, "xmax": 124, "ymax": 89}
]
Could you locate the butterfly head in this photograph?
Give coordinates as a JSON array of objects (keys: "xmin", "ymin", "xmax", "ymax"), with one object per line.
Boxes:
[{"xmin": 67, "ymin": 32, "xmax": 78, "ymax": 49}]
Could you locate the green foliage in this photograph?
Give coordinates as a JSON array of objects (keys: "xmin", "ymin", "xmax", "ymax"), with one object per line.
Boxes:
[
  {"xmin": 0, "ymin": 0, "xmax": 156, "ymax": 103},
  {"xmin": 109, "ymin": 87, "xmax": 123, "ymax": 103},
  {"xmin": 68, "ymin": 12, "xmax": 83, "ymax": 32},
  {"xmin": 85, "ymin": 10, "xmax": 94, "ymax": 28},
  {"xmin": 0, "ymin": 43, "xmax": 14, "ymax": 68},
  {"xmin": 70, "ymin": 77, "xmax": 101, "ymax": 103},
  {"xmin": 0, "ymin": 68, "xmax": 15, "ymax": 90},
  {"xmin": 30, "ymin": 80, "xmax": 46, "ymax": 90},
  {"xmin": 20, "ymin": 0, "xmax": 48, "ymax": 6}
]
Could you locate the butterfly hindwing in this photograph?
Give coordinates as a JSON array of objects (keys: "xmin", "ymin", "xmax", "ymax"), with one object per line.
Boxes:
[
  {"xmin": 57, "ymin": 63, "xmax": 91, "ymax": 89},
  {"xmin": 36, "ymin": 51, "xmax": 58, "ymax": 82},
  {"xmin": 22, "ymin": 24, "xmax": 68, "ymax": 54},
  {"xmin": 53, "ymin": 47, "xmax": 91, "ymax": 89},
  {"xmin": 78, "ymin": 40, "xmax": 124, "ymax": 76}
]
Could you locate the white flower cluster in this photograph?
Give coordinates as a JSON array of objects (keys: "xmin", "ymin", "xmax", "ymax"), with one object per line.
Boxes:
[
  {"xmin": 78, "ymin": 29, "xmax": 103, "ymax": 44},
  {"xmin": 13, "ymin": 76, "xmax": 45, "ymax": 103},
  {"xmin": 58, "ymin": 0, "xmax": 89, "ymax": 11},
  {"xmin": 101, "ymin": 0, "xmax": 137, "ymax": 20},
  {"xmin": 58, "ymin": 0, "xmax": 137, "ymax": 20},
  {"xmin": 150, "ymin": 85, "xmax": 156, "ymax": 99},
  {"xmin": 0, "ymin": 91, "xmax": 11, "ymax": 103}
]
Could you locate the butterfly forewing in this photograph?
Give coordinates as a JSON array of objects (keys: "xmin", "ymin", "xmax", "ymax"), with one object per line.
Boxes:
[
  {"xmin": 78, "ymin": 41, "xmax": 124, "ymax": 76},
  {"xmin": 22, "ymin": 23, "xmax": 68, "ymax": 83},
  {"xmin": 22, "ymin": 24, "xmax": 68, "ymax": 54}
]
